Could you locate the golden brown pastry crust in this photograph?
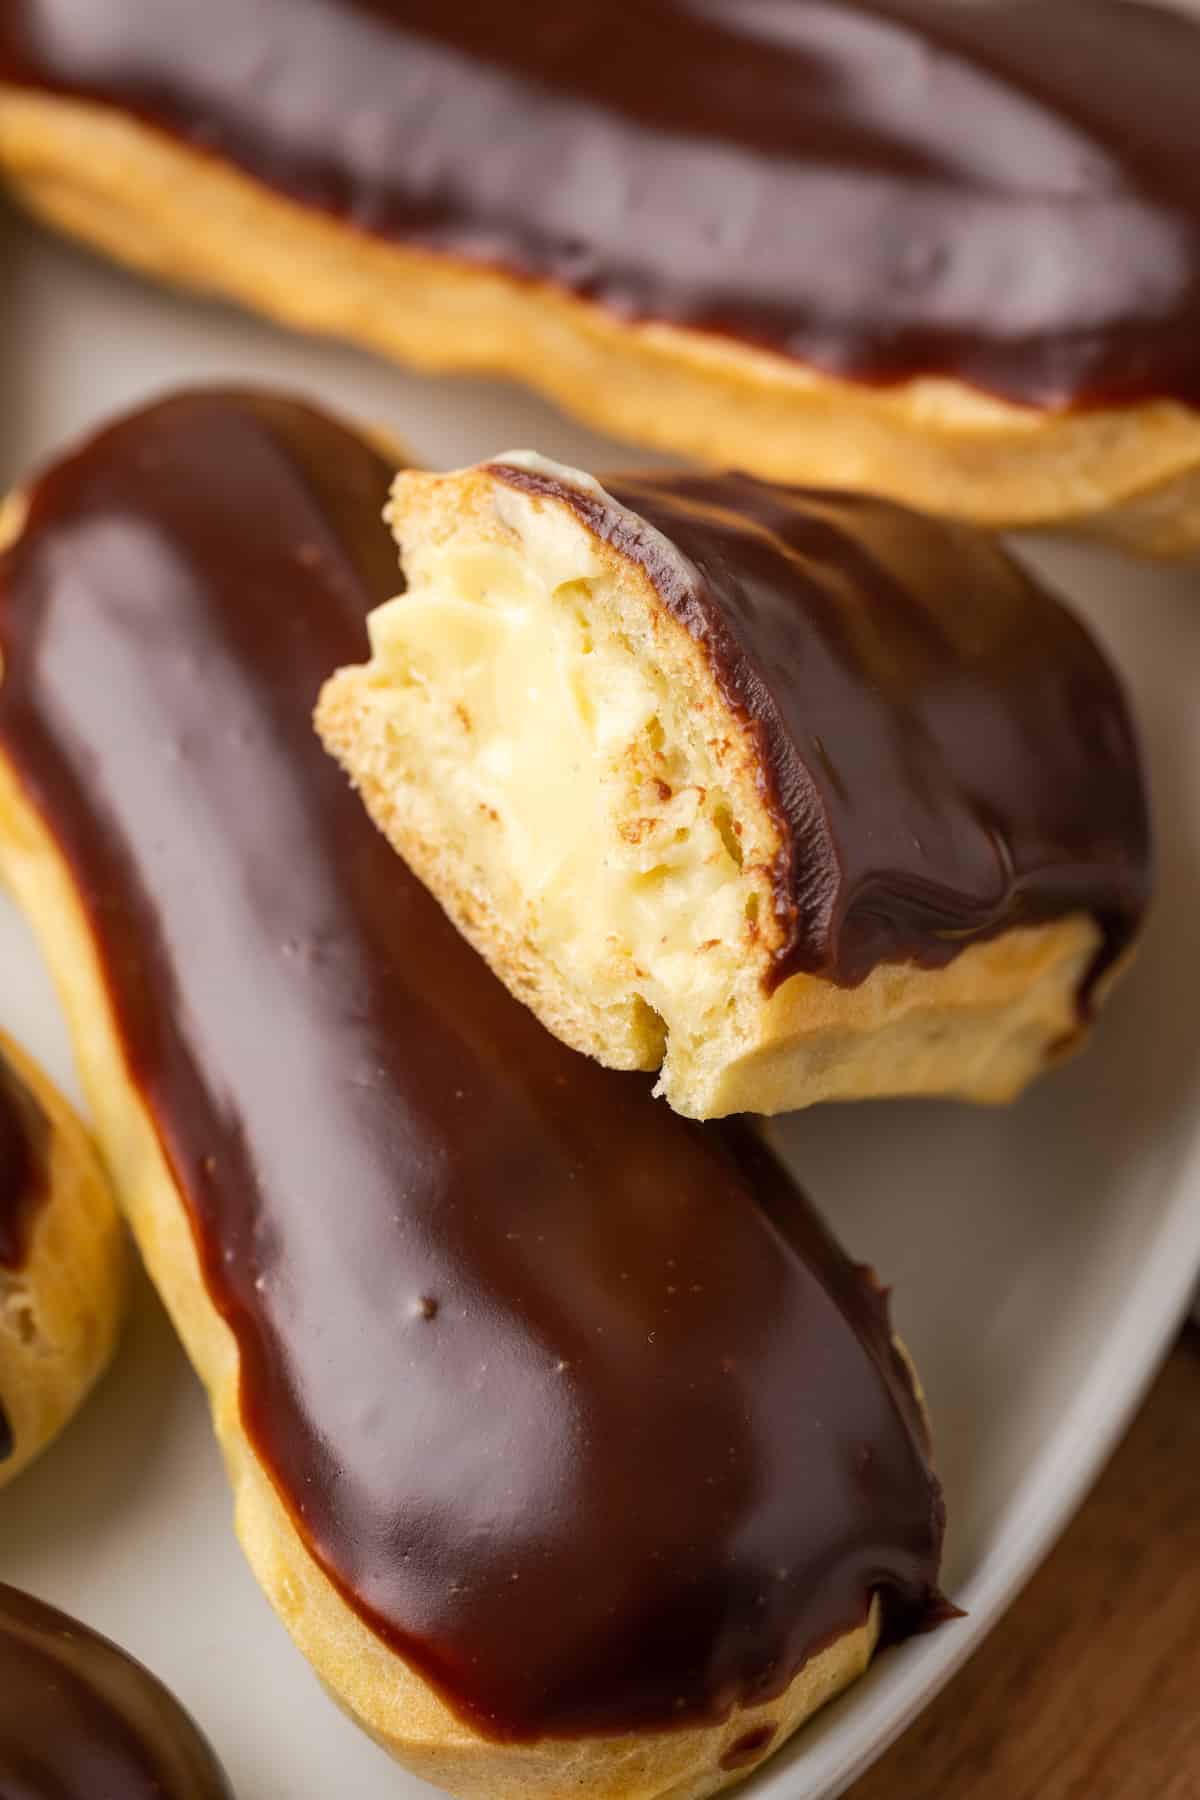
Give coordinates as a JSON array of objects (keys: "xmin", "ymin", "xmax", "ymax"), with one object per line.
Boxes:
[
  {"xmin": 0, "ymin": 1025, "xmax": 126, "ymax": 1488},
  {"xmin": 317, "ymin": 461, "xmax": 1130, "ymax": 1121},
  {"xmin": 0, "ymin": 488, "xmax": 888, "ymax": 1800},
  {"xmin": 2, "ymin": 88, "xmax": 1199, "ymax": 555}
]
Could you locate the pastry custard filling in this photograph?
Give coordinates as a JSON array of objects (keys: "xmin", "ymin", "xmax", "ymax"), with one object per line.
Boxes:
[
  {"xmin": 322, "ymin": 453, "xmax": 1150, "ymax": 1119},
  {"xmin": 362, "ymin": 477, "xmax": 774, "ymax": 1072}
]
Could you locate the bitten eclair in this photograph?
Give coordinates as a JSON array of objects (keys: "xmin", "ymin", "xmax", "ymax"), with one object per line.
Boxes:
[
  {"xmin": 2, "ymin": 1, "xmax": 1200, "ymax": 551},
  {"xmin": 317, "ymin": 456, "xmax": 1152, "ymax": 1121},
  {"xmin": 0, "ymin": 1029, "xmax": 125, "ymax": 1487},
  {"xmin": 0, "ymin": 1582, "xmax": 234, "ymax": 1799},
  {"xmin": 0, "ymin": 391, "xmax": 946, "ymax": 1800}
]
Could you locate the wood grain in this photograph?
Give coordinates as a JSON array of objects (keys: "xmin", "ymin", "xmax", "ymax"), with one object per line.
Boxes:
[{"xmin": 850, "ymin": 1332, "xmax": 1200, "ymax": 1800}]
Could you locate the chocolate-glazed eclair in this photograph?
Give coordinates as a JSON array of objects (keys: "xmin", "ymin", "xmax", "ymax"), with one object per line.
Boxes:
[
  {"xmin": 0, "ymin": 1029, "xmax": 125, "ymax": 1488},
  {"xmin": 317, "ymin": 455, "xmax": 1151, "ymax": 1121},
  {"xmin": 2, "ymin": 1, "xmax": 1200, "ymax": 551},
  {"xmin": 0, "ymin": 1582, "xmax": 234, "ymax": 1798},
  {"xmin": 0, "ymin": 391, "xmax": 946, "ymax": 1798}
]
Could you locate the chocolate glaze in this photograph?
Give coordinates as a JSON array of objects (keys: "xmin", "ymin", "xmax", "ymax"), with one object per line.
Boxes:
[
  {"xmin": 493, "ymin": 462, "xmax": 1151, "ymax": 1000},
  {"xmin": 0, "ymin": 390, "xmax": 945, "ymax": 1741},
  {"xmin": 0, "ymin": 1052, "xmax": 50, "ymax": 1271},
  {"xmin": 3, "ymin": 1, "xmax": 1200, "ymax": 410},
  {"xmin": 0, "ymin": 1582, "xmax": 234, "ymax": 1798},
  {"xmin": 720, "ymin": 1722, "xmax": 779, "ymax": 1772},
  {"xmin": 0, "ymin": 1056, "xmax": 47, "ymax": 1467}
]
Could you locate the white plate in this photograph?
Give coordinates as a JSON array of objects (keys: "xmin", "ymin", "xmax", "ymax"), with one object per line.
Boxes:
[{"xmin": 2, "ymin": 205, "xmax": 1199, "ymax": 1800}]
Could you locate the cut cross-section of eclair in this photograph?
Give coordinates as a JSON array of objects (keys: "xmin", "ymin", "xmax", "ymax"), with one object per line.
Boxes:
[
  {"xmin": 317, "ymin": 457, "xmax": 1152, "ymax": 1120},
  {"xmin": 4, "ymin": 1, "xmax": 1200, "ymax": 552}
]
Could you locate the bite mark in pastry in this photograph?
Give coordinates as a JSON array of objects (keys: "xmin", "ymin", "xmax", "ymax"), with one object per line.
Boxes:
[
  {"xmin": 0, "ymin": 390, "xmax": 947, "ymax": 1799},
  {"xmin": 0, "ymin": 1028, "xmax": 126, "ymax": 1487},
  {"xmin": 2, "ymin": 1, "xmax": 1200, "ymax": 551},
  {"xmin": 317, "ymin": 455, "xmax": 1152, "ymax": 1120},
  {"xmin": 0, "ymin": 1581, "xmax": 233, "ymax": 1798}
]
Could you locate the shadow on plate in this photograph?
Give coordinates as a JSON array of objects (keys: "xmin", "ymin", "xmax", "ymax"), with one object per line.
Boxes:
[{"xmin": 0, "ymin": 1263, "xmax": 190, "ymax": 1555}]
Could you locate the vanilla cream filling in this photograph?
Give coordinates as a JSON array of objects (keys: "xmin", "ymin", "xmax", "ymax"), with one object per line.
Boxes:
[{"xmin": 363, "ymin": 486, "xmax": 761, "ymax": 1054}]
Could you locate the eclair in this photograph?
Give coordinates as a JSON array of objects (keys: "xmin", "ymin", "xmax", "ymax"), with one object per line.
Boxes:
[
  {"xmin": 2, "ymin": 1, "xmax": 1199, "ymax": 551},
  {"xmin": 0, "ymin": 1582, "xmax": 234, "ymax": 1798},
  {"xmin": 317, "ymin": 455, "xmax": 1151, "ymax": 1121},
  {"xmin": 0, "ymin": 390, "xmax": 946, "ymax": 1799},
  {"xmin": 0, "ymin": 1028, "xmax": 126, "ymax": 1487}
]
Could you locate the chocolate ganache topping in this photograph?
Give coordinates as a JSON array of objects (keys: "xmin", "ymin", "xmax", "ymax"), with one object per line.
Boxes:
[
  {"xmin": 0, "ymin": 1583, "xmax": 234, "ymax": 1799},
  {"xmin": 0, "ymin": 1051, "xmax": 48, "ymax": 1461},
  {"xmin": 491, "ymin": 462, "xmax": 1151, "ymax": 998},
  {"xmin": 0, "ymin": 1054, "xmax": 49, "ymax": 1462},
  {"xmin": 0, "ymin": 390, "xmax": 944, "ymax": 1740},
  {"xmin": 1, "ymin": 0, "xmax": 1199, "ymax": 409},
  {"xmin": 0, "ymin": 1052, "xmax": 49, "ymax": 1271}
]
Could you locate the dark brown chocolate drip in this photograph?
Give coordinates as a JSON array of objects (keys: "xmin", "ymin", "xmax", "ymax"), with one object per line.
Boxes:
[
  {"xmin": 0, "ymin": 1582, "xmax": 234, "ymax": 1798},
  {"xmin": 0, "ymin": 1053, "xmax": 50, "ymax": 1270},
  {"xmin": 0, "ymin": 391, "xmax": 944, "ymax": 1741},
  {"xmin": 492, "ymin": 463, "xmax": 1151, "ymax": 998},
  {"xmin": 720, "ymin": 1722, "xmax": 779, "ymax": 1772},
  {"xmin": 3, "ymin": 2, "xmax": 1200, "ymax": 410}
]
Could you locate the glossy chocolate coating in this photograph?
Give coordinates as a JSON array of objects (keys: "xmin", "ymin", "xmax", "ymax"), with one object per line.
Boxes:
[
  {"xmin": 0, "ymin": 1053, "xmax": 49, "ymax": 1270},
  {"xmin": 0, "ymin": 1582, "xmax": 233, "ymax": 1798},
  {"xmin": 0, "ymin": 390, "xmax": 944, "ymax": 1740},
  {"xmin": 0, "ymin": 1056, "xmax": 48, "ymax": 1466},
  {"xmin": 2, "ymin": 2, "xmax": 1200, "ymax": 409},
  {"xmin": 493, "ymin": 462, "xmax": 1151, "ymax": 999}
]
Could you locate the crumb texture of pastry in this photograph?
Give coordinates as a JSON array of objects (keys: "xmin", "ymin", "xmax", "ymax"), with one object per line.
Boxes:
[
  {"xmin": 0, "ymin": 390, "xmax": 946, "ymax": 1799},
  {"xmin": 317, "ymin": 456, "xmax": 1151, "ymax": 1120},
  {"xmin": 2, "ymin": 1, "xmax": 1200, "ymax": 548},
  {"xmin": 0, "ymin": 1028, "xmax": 126, "ymax": 1487},
  {"xmin": 0, "ymin": 1581, "xmax": 234, "ymax": 1798}
]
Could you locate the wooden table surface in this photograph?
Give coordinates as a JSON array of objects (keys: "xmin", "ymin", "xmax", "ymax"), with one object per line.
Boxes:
[{"xmin": 848, "ymin": 1330, "xmax": 1200, "ymax": 1800}]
